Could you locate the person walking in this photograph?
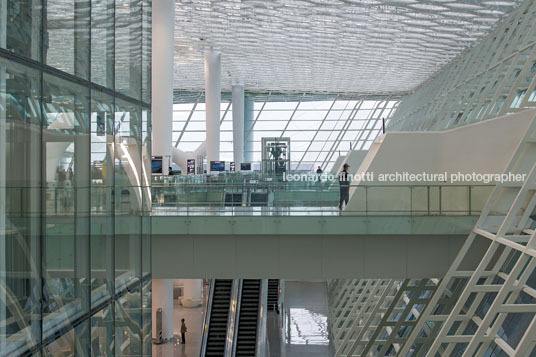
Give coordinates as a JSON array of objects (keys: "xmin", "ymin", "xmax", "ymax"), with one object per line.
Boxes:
[
  {"xmin": 180, "ymin": 318, "xmax": 187, "ymax": 344},
  {"xmin": 339, "ymin": 163, "xmax": 351, "ymax": 210}
]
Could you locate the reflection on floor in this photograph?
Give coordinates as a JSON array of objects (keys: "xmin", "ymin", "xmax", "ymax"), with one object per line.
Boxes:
[
  {"xmin": 268, "ymin": 281, "xmax": 334, "ymax": 357},
  {"xmin": 152, "ymin": 299, "xmax": 204, "ymax": 357}
]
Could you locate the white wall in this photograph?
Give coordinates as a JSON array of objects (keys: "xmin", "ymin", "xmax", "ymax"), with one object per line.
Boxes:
[{"xmin": 345, "ymin": 110, "xmax": 536, "ymax": 213}]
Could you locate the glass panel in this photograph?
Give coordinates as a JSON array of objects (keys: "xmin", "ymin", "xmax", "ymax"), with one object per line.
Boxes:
[
  {"xmin": 2, "ymin": 0, "xmax": 42, "ymax": 60},
  {"xmin": 45, "ymin": 0, "xmax": 90, "ymax": 78},
  {"xmin": 91, "ymin": 0, "xmax": 115, "ymax": 88},
  {"xmin": 43, "ymin": 319, "xmax": 90, "ymax": 356},
  {"xmin": 91, "ymin": 304, "xmax": 115, "ymax": 356},
  {"xmin": 114, "ymin": 99, "xmax": 141, "ymax": 291},
  {"xmin": 115, "ymin": 0, "xmax": 142, "ymax": 100},
  {"xmin": 0, "ymin": 57, "xmax": 42, "ymax": 355},
  {"xmin": 141, "ymin": 0, "xmax": 151, "ymax": 103},
  {"xmin": 141, "ymin": 108, "xmax": 151, "ymax": 279},
  {"xmin": 115, "ymin": 283, "xmax": 142, "ymax": 356},
  {"xmin": 42, "ymin": 73, "xmax": 90, "ymax": 339},
  {"xmin": 141, "ymin": 280, "xmax": 152, "ymax": 355},
  {"xmin": 90, "ymin": 90, "xmax": 114, "ymax": 308}
]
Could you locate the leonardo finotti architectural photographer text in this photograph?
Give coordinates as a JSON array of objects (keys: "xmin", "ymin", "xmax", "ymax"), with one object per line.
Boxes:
[{"xmin": 283, "ymin": 171, "xmax": 527, "ymax": 184}]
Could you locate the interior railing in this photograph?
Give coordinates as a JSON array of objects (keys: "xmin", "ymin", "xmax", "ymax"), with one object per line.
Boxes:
[
  {"xmin": 5, "ymin": 179, "xmax": 495, "ymax": 217},
  {"xmin": 151, "ymin": 178, "xmax": 494, "ymax": 216}
]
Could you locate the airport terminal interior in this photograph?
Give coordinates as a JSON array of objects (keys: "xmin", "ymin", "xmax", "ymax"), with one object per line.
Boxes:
[{"xmin": 2, "ymin": 0, "xmax": 536, "ymax": 356}]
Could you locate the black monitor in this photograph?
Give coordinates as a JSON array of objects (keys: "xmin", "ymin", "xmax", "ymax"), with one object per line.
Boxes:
[
  {"xmin": 210, "ymin": 161, "xmax": 225, "ymax": 171},
  {"xmin": 151, "ymin": 156, "xmax": 163, "ymax": 174},
  {"xmin": 240, "ymin": 162, "xmax": 251, "ymax": 171}
]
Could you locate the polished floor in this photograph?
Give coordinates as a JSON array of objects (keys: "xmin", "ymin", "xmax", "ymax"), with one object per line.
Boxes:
[
  {"xmin": 152, "ymin": 299, "xmax": 205, "ymax": 357},
  {"xmin": 273, "ymin": 281, "xmax": 334, "ymax": 357},
  {"xmin": 152, "ymin": 280, "xmax": 333, "ymax": 357}
]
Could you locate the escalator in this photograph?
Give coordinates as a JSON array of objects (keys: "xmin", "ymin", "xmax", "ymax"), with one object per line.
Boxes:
[
  {"xmin": 204, "ymin": 279, "xmax": 233, "ymax": 357},
  {"xmin": 201, "ymin": 279, "xmax": 268, "ymax": 357},
  {"xmin": 267, "ymin": 279, "xmax": 279, "ymax": 313},
  {"xmin": 235, "ymin": 279, "xmax": 263, "ymax": 356}
]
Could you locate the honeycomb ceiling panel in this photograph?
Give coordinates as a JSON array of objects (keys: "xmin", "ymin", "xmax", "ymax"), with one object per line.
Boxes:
[{"xmin": 174, "ymin": 0, "xmax": 523, "ymax": 94}]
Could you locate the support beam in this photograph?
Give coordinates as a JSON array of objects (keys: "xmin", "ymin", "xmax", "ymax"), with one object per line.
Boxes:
[
  {"xmin": 205, "ymin": 50, "xmax": 221, "ymax": 173},
  {"xmin": 151, "ymin": 0, "xmax": 174, "ymax": 175}
]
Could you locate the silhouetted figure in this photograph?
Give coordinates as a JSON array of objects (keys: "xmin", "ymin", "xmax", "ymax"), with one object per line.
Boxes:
[{"xmin": 339, "ymin": 163, "xmax": 351, "ymax": 210}]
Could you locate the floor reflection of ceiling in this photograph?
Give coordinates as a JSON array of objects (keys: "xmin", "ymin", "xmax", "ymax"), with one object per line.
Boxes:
[{"xmin": 287, "ymin": 307, "xmax": 329, "ymax": 346}]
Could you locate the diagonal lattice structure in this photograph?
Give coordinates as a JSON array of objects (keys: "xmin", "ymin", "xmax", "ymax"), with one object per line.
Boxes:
[
  {"xmin": 329, "ymin": 279, "xmax": 438, "ymax": 356},
  {"xmin": 389, "ymin": 0, "xmax": 536, "ymax": 131},
  {"xmin": 327, "ymin": 111, "xmax": 536, "ymax": 356},
  {"xmin": 173, "ymin": 0, "xmax": 523, "ymax": 94},
  {"xmin": 396, "ymin": 112, "xmax": 536, "ymax": 356}
]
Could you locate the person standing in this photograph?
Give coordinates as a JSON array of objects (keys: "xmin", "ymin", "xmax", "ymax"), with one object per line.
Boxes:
[
  {"xmin": 180, "ymin": 318, "xmax": 187, "ymax": 344},
  {"xmin": 339, "ymin": 163, "xmax": 351, "ymax": 210},
  {"xmin": 316, "ymin": 166, "xmax": 323, "ymax": 182}
]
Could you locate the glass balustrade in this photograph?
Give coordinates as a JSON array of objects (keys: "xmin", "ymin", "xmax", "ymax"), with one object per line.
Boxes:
[{"xmin": 149, "ymin": 174, "xmax": 495, "ymax": 216}]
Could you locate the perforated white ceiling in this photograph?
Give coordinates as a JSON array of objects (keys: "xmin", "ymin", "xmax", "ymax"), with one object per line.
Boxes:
[{"xmin": 174, "ymin": 0, "xmax": 523, "ymax": 94}]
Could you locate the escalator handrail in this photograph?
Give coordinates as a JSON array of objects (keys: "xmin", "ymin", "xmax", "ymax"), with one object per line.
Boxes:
[
  {"xmin": 228, "ymin": 279, "xmax": 242, "ymax": 357},
  {"xmin": 224, "ymin": 279, "xmax": 242, "ymax": 357},
  {"xmin": 200, "ymin": 279, "xmax": 215, "ymax": 357},
  {"xmin": 255, "ymin": 279, "xmax": 269, "ymax": 357}
]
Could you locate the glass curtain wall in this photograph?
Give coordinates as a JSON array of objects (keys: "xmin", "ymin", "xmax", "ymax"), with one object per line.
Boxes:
[
  {"xmin": 172, "ymin": 92, "xmax": 399, "ymax": 172},
  {"xmin": 0, "ymin": 0, "xmax": 152, "ymax": 355}
]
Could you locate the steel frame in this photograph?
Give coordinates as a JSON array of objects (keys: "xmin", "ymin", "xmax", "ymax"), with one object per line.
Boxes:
[
  {"xmin": 390, "ymin": 0, "xmax": 536, "ymax": 132},
  {"xmin": 328, "ymin": 113, "xmax": 536, "ymax": 356},
  {"xmin": 397, "ymin": 114, "xmax": 536, "ymax": 356},
  {"xmin": 171, "ymin": 92, "xmax": 399, "ymax": 171}
]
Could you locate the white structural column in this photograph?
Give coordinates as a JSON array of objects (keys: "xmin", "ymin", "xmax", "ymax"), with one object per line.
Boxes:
[
  {"xmin": 232, "ymin": 85, "xmax": 244, "ymax": 168},
  {"xmin": 243, "ymin": 95, "xmax": 254, "ymax": 163},
  {"xmin": 204, "ymin": 50, "xmax": 221, "ymax": 172},
  {"xmin": 152, "ymin": 279, "xmax": 174, "ymax": 341},
  {"xmin": 182, "ymin": 279, "xmax": 202, "ymax": 307},
  {"xmin": 151, "ymin": 0, "xmax": 174, "ymax": 174}
]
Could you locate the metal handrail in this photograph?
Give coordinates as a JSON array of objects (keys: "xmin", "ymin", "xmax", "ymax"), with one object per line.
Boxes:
[
  {"xmin": 199, "ymin": 280, "xmax": 215, "ymax": 357},
  {"xmin": 225, "ymin": 280, "xmax": 240, "ymax": 357},
  {"xmin": 256, "ymin": 279, "xmax": 269, "ymax": 357},
  {"xmin": 231, "ymin": 280, "xmax": 243, "ymax": 357},
  {"xmin": 150, "ymin": 183, "xmax": 495, "ymax": 217}
]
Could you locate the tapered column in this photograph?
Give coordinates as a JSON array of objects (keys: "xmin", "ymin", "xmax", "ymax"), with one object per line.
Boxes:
[
  {"xmin": 151, "ymin": 0, "xmax": 174, "ymax": 174},
  {"xmin": 232, "ymin": 85, "xmax": 244, "ymax": 169},
  {"xmin": 205, "ymin": 50, "xmax": 221, "ymax": 173},
  {"xmin": 244, "ymin": 95, "xmax": 254, "ymax": 163},
  {"xmin": 152, "ymin": 279, "xmax": 174, "ymax": 340}
]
